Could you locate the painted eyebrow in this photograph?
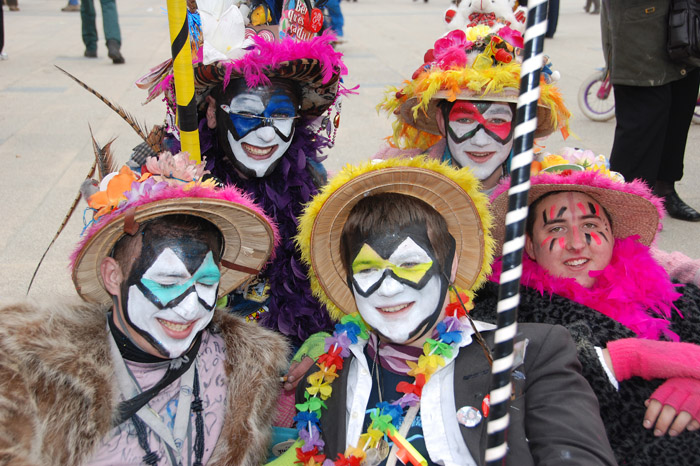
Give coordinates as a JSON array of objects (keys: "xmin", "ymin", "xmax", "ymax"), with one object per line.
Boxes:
[{"xmin": 543, "ymin": 218, "xmax": 566, "ymax": 226}]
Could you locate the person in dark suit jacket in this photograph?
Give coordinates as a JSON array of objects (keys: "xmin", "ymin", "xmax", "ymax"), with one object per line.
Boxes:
[{"xmin": 293, "ymin": 157, "xmax": 617, "ymax": 466}]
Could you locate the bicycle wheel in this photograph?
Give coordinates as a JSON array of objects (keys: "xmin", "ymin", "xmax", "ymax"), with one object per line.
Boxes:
[{"xmin": 578, "ymin": 71, "xmax": 616, "ymax": 122}]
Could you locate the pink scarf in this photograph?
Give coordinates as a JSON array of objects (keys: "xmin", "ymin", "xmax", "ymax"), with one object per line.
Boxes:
[{"xmin": 490, "ymin": 236, "xmax": 683, "ymax": 341}]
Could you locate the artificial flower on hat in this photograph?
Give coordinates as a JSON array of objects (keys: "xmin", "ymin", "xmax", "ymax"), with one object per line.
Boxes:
[{"xmin": 378, "ymin": 22, "xmax": 570, "ymax": 152}]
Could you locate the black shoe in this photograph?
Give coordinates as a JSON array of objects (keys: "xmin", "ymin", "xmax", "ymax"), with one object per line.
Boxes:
[
  {"xmin": 664, "ymin": 191, "xmax": 700, "ymax": 222},
  {"xmin": 107, "ymin": 39, "xmax": 125, "ymax": 64},
  {"xmin": 84, "ymin": 49, "xmax": 97, "ymax": 58}
]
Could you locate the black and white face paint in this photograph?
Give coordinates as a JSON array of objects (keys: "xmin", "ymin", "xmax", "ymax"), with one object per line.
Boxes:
[
  {"xmin": 348, "ymin": 223, "xmax": 453, "ymax": 344},
  {"xmin": 217, "ymin": 80, "xmax": 300, "ymax": 178},
  {"xmin": 120, "ymin": 236, "xmax": 220, "ymax": 358}
]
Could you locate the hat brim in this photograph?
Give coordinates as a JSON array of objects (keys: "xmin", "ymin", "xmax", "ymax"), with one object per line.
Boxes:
[
  {"xmin": 398, "ymin": 89, "xmax": 556, "ymax": 139},
  {"xmin": 194, "ymin": 59, "xmax": 340, "ymax": 118},
  {"xmin": 490, "ymin": 183, "xmax": 660, "ymax": 256},
  {"xmin": 72, "ymin": 197, "xmax": 275, "ymax": 304},
  {"xmin": 309, "ymin": 166, "xmax": 487, "ymax": 314}
]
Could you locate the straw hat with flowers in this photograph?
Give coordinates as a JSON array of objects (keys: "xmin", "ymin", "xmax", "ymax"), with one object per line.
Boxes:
[
  {"xmin": 378, "ymin": 24, "xmax": 570, "ymax": 152},
  {"xmin": 489, "ymin": 151, "xmax": 665, "ymax": 256},
  {"xmin": 71, "ymin": 152, "xmax": 278, "ymax": 304}
]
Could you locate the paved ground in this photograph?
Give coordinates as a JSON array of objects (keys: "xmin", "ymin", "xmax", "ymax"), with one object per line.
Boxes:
[{"xmin": 1, "ymin": 0, "xmax": 699, "ymax": 303}]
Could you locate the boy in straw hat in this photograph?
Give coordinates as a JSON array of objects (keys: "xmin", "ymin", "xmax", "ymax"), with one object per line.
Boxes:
[
  {"xmin": 292, "ymin": 157, "xmax": 616, "ymax": 466},
  {"xmin": 376, "ymin": 16, "xmax": 569, "ymax": 195},
  {"xmin": 0, "ymin": 152, "xmax": 288, "ymax": 465},
  {"xmin": 475, "ymin": 160, "xmax": 700, "ymax": 464},
  {"xmin": 134, "ymin": 0, "xmax": 351, "ymax": 346}
]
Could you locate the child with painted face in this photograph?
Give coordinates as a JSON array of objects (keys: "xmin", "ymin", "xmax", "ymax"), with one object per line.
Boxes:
[
  {"xmin": 0, "ymin": 156, "xmax": 289, "ymax": 466},
  {"xmin": 473, "ymin": 169, "xmax": 700, "ymax": 464},
  {"xmin": 294, "ymin": 158, "xmax": 616, "ymax": 466},
  {"xmin": 136, "ymin": 19, "xmax": 349, "ymax": 346}
]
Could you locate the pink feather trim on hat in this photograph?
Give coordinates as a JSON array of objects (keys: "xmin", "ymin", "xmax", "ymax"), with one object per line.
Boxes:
[
  {"xmin": 491, "ymin": 169, "xmax": 666, "ymax": 223},
  {"xmin": 224, "ymin": 31, "xmax": 347, "ymax": 89},
  {"xmin": 70, "ymin": 183, "xmax": 280, "ymax": 270}
]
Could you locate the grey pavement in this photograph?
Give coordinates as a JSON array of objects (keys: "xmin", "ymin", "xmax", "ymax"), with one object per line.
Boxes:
[{"xmin": 1, "ymin": 0, "xmax": 699, "ymax": 303}]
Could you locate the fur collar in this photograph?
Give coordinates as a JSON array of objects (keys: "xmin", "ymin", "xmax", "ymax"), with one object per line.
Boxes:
[
  {"xmin": 490, "ymin": 236, "xmax": 683, "ymax": 341},
  {"xmin": 0, "ymin": 301, "xmax": 288, "ymax": 465}
]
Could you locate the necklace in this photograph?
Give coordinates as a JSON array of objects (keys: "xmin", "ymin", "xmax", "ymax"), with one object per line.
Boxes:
[{"xmin": 294, "ymin": 293, "xmax": 472, "ymax": 466}]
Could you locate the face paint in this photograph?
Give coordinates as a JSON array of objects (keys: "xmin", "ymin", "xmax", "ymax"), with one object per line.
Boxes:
[
  {"xmin": 444, "ymin": 101, "xmax": 514, "ymax": 181},
  {"xmin": 120, "ymin": 236, "xmax": 220, "ymax": 358},
  {"xmin": 218, "ymin": 82, "xmax": 299, "ymax": 178},
  {"xmin": 348, "ymin": 224, "xmax": 451, "ymax": 345},
  {"xmin": 527, "ymin": 192, "xmax": 614, "ymax": 288}
]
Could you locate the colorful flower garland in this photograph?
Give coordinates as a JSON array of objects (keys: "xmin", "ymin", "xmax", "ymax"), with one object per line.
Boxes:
[{"xmin": 294, "ymin": 296, "xmax": 471, "ymax": 466}]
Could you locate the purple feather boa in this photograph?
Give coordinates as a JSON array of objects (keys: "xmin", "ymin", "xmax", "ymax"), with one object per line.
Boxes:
[{"xmin": 202, "ymin": 121, "xmax": 334, "ymax": 345}]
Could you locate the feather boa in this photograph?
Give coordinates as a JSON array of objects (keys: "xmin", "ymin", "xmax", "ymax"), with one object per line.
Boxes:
[
  {"xmin": 224, "ymin": 31, "xmax": 347, "ymax": 90},
  {"xmin": 202, "ymin": 122, "xmax": 334, "ymax": 345},
  {"xmin": 490, "ymin": 236, "xmax": 683, "ymax": 341}
]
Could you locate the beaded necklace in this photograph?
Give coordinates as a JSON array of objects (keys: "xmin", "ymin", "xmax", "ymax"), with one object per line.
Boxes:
[{"xmin": 294, "ymin": 296, "xmax": 472, "ymax": 466}]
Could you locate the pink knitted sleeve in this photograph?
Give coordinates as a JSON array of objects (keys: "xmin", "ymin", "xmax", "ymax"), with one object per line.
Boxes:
[
  {"xmin": 650, "ymin": 247, "xmax": 700, "ymax": 286},
  {"xmin": 649, "ymin": 378, "xmax": 700, "ymax": 422},
  {"xmin": 607, "ymin": 338, "xmax": 700, "ymax": 381}
]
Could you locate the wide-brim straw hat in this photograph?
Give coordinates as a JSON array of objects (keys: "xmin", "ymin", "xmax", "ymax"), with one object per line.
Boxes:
[
  {"xmin": 71, "ymin": 184, "xmax": 278, "ymax": 305},
  {"xmin": 296, "ymin": 157, "xmax": 495, "ymax": 321},
  {"xmin": 490, "ymin": 170, "xmax": 664, "ymax": 256}
]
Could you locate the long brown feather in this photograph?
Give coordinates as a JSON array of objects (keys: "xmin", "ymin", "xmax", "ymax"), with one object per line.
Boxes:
[
  {"xmin": 88, "ymin": 124, "xmax": 117, "ymax": 180},
  {"xmin": 26, "ymin": 159, "xmax": 98, "ymax": 295},
  {"xmin": 55, "ymin": 65, "xmax": 160, "ymax": 154}
]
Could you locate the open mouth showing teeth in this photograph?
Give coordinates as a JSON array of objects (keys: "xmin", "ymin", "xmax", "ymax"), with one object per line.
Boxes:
[
  {"xmin": 467, "ymin": 152, "xmax": 494, "ymax": 161},
  {"xmin": 378, "ymin": 303, "xmax": 412, "ymax": 313},
  {"xmin": 157, "ymin": 319, "xmax": 193, "ymax": 332},
  {"xmin": 242, "ymin": 143, "xmax": 276, "ymax": 160},
  {"xmin": 564, "ymin": 259, "xmax": 589, "ymax": 266}
]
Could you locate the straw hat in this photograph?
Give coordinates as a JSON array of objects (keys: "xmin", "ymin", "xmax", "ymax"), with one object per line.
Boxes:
[
  {"xmin": 296, "ymin": 157, "xmax": 495, "ymax": 321},
  {"xmin": 378, "ymin": 26, "xmax": 570, "ymax": 151},
  {"xmin": 72, "ymin": 180, "xmax": 278, "ymax": 305},
  {"xmin": 490, "ymin": 169, "xmax": 664, "ymax": 256}
]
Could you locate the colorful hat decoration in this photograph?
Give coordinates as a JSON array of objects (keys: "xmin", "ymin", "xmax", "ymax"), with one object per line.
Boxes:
[
  {"xmin": 296, "ymin": 157, "xmax": 495, "ymax": 321},
  {"xmin": 490, "ymin": 150, "xmax": 665, "ymax": 255},
  {"xmin": 71, "ymin": 151, "xmax": 279, "ymax": 304},
  {"xmin": 137, "ymin": 0, "xmax": 349, "ymax": 119},
  {"xmin": 378, "ymin": 25, "xmax": 570, "ymax": 152}
]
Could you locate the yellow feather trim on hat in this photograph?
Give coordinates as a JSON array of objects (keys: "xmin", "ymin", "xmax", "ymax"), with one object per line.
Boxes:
[
  {"xmin": 295, "ymin": 157, "xmax": 495, "ymax": 321},
  {"xmin": 378, "ymin": 62, "xmax": 570, "ymax": 151}
]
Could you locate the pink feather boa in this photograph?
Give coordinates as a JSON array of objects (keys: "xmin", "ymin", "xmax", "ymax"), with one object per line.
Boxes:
[
  {"xmin": 70, "ymin": 184, "xmax": 279, "ymax": 270},
  {"xmin": 490, "ymin": 236, "xmax": 683, "ymax": 341},
  {"xmin": 224, "ymin": 31, "xmax": 348, "ymax": 90}
]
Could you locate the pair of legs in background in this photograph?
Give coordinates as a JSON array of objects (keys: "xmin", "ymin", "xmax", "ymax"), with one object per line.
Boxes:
[
  {"xmin": 611, "ymin": 68, "xmax": 700, "ymax": 221},
  {"xmin": 81, "ymin": 0, "xmax": 124, "ymax": 64}
]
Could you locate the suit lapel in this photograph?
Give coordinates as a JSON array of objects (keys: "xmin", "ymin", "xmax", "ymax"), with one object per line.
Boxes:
[{"xmin": 452, "ymin": 334, "xmax": 496, "ymax": 466}]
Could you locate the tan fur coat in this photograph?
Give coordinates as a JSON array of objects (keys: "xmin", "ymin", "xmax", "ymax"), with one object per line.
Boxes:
[{"xmin": 0, "ymin": 301, "xmax": 289, "ymax": 466}]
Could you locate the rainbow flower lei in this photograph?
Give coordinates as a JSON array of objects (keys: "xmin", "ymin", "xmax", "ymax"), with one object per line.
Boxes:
[{"xmin": 294, "ymin": 298, "xmax": 470, "ymax": 466}]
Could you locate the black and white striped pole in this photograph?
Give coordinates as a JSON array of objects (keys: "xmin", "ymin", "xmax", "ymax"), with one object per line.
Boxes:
[{"xmin": 485, "ymin": 0, "xmax": 548, "ymax": 463}]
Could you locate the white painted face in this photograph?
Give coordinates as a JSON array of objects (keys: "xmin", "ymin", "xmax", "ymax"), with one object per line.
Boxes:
[
  {"xmin": 446, "ymin": 101, "xmax": 514, "ymax": 181},
  {"xmin": 351, "ymin": 237, "xmax": 443, "ymax": 344},
  {"xmin": 222, "ymin": 88, "xmax": 297, "ymax": 177},
  {"xmin": 125, "ymin": 248, "xmax": 220, "ymax": 358}
]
